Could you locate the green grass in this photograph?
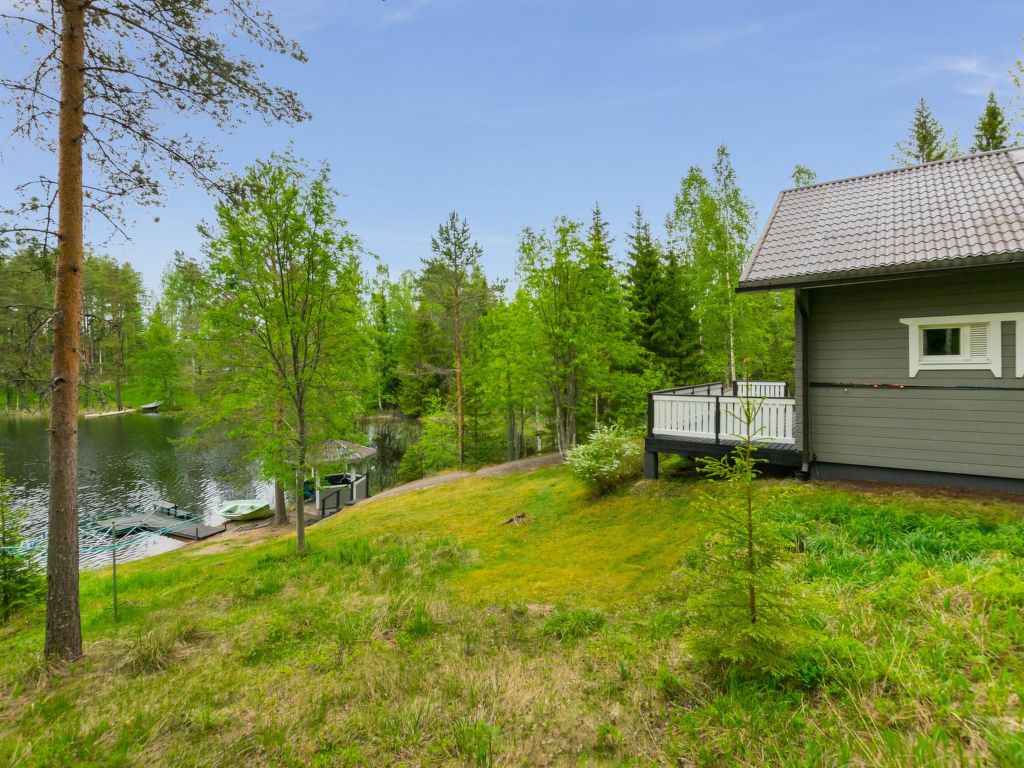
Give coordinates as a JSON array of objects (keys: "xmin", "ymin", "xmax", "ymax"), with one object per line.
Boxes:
[{"xmin": 2, "ymin": 467, "xmax": 1023, "ymax": 766}]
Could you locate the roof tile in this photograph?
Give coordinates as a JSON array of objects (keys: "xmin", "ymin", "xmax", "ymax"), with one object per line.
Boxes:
[{"xmin": 741, "ymin": 149, "xmax": 1024, "ymax": 288}]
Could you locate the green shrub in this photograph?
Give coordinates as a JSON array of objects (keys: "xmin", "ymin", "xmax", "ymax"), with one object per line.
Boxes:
[{"xmin": 566, "ymin": 425, "xmax": 642, "ymax": 495}]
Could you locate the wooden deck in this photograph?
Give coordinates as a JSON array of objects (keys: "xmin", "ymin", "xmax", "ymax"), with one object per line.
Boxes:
[
  {"xmin": 645, "ymin": 433, "xmax": 802, "ymax": 469},
  {"xmin": 645, "ymin": 380, "xmax": 802, "ymax": 478}
]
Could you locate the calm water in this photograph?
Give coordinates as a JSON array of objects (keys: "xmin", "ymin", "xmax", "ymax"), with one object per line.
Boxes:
[{"xmin": 0, "ymin": 413, "xmax": 417, "ymax": 568}]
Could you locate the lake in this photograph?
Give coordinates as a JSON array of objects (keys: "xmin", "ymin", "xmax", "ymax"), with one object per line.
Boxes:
[{"xmin": 0, "ymin": 413, "xmax": 416, "ymax": 568}]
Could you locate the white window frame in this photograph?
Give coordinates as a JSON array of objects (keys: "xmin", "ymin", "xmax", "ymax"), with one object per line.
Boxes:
[{"xmin": 899, "ymin": 312, "xmax": 1024, "ymax": 378}]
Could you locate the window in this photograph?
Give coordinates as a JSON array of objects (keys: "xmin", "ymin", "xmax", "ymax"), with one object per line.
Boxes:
[
  {"xmin": 899, "ymin": 314, "xmax": 1011, "ymax": 377},
  {"xmin": 922, "ymin": 327, "xmax": 962, "ymax": 357}
]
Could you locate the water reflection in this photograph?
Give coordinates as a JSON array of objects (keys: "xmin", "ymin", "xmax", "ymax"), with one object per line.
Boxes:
[
  {"xmin": 0, "ymin": 413, "xmax": 270, "ymax": 568},
  {"xmin": 0, "ymin": 412, "xmax": 419, "ymax": 569}
]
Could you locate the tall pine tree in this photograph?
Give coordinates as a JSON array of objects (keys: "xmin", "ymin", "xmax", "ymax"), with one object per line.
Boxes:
[{"xmin": 970, "ymin": 91, "xmax": 1010, "ymax": 153}]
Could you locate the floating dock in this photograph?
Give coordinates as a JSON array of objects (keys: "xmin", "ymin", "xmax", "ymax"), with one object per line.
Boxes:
[{"xmin": 99, "ymin": 500, "xmax": 225, "ymax": 541}]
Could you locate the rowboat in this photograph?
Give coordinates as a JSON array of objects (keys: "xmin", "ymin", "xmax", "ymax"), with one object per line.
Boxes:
[{"xmin": 216, "ymin": 499, "xmax": 272, "ymax": 521}]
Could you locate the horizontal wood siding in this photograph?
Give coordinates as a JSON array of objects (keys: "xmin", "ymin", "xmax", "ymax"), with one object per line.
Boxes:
[{"xmin": 807, "ymin": 266, "xmax": 1024, "ymax": 479}]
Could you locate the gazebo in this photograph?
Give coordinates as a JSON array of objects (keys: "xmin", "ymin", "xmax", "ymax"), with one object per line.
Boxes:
[{"xmin": 308, "ymin": 439, "xmax": 377, "ymax": 516}]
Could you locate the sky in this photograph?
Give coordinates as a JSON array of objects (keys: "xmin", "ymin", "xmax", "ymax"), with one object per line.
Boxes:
[{"xmin": 2, "ymin": 0, "xmax": 1024, "ymax": 292}]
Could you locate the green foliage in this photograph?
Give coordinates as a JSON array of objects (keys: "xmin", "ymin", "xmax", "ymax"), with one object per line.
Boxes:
[
  {"xmin": 624, "ymin": 206, "xmax": 700, "ymax": 382},
  {"xmin": 790, "ymin": 164, "xmax": 818, "ymax": 187},
  {"xmin": 398, "ymin": 396, "xmax": 459, "ymax": 480},
  {"xmin": 683, "ymin": 391, "xmax": 815, "ymax": 678},
  {"xmin": 516, "ymin": 209, "xmax": 645, "ymax": 454},
  {"xmin": 565, "ymin": 424, "xmax": 642, "ymax": 495},
  {"xmin": 134, "ymin": 305, "xmax": 180, "ymax": 406},
  {"xmin": 970, "ymin": 91, "xmax": 1010, "ymax": 153},
  {"xmin": 0, "ymin": 453, "xmax": 42, "ymax": 623},
  {"xmin": 666, "ymin": 146, "xmax": 792, "ymax": 384},
  {"xmin": 197, "ymin": 152, "xmax": 366, "ymax": 536},
  {"xmin": 893, "ymin": 97, "xmax": 960, "ymax": 166},
  {"xmin": 0, "ymin": 246, "xmax": 149, "ymax": 413}
]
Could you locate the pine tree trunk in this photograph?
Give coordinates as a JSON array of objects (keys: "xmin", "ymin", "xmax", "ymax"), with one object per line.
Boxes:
[{"xmin": 45, "ymin": 0, "xmax": 87, "ymax": 661}]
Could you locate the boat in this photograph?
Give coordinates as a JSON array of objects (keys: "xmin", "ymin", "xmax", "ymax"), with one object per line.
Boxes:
[
  {"xmin": 138, "ymin": 401, "xmax": 163, "ymax": 412},
  {"xmin": 215, "ymin": 499, "xmax": 273, "ymax": 521}
]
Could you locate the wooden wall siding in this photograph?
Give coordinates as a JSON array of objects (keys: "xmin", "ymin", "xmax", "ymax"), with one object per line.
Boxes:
[
  {"xmin": 804, "ymin": 266, "xmax": 1024, "ymax": 479},
  {"xmin": 794, "ymin": 296, "xmax": 805, "ymax": 449}
]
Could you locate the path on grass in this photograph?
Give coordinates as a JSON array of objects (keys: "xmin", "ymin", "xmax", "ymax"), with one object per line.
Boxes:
[{"xmin": 366, "ymin": 452, "xmax": 563, "ymax": 502}]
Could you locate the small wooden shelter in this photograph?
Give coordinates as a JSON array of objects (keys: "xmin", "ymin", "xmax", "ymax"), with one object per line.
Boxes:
[{"xmin": 308, "ymin": 439, "xmax": 377, "ymax": 515}]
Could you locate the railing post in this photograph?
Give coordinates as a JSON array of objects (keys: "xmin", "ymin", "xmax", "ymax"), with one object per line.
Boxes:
[
  {"xmin": 714, "ymin": 396, "xmax": 721, "ymax": 445},
  {"xmin": 647, "ymin": 392, "xmax": 654, "ymax": 435}
]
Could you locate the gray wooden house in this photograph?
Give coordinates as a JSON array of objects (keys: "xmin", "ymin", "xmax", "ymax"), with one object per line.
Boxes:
[{"xmin": 645, "ymin": 148, "xmax": 1024, "ymax": 492}]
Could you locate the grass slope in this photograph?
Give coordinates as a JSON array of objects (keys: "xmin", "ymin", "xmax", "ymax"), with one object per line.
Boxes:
[{"xmin": 1, "ymin": 467, "xmax": 1023, "ymax": 767}]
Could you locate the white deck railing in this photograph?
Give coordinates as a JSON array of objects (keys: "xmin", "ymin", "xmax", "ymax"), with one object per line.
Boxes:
[
  {"xmin": 735, "ymin": 380, "xmax": 787, "ymax": 398},
  {"xmin": 650, "ymin": 381, "xmax": 795, "ymax": 445}
]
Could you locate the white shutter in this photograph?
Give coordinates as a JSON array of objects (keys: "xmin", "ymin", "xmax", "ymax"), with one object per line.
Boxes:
[{"xmin": 968, "ymin": 322, "xmax": 989, "ymax": 360}]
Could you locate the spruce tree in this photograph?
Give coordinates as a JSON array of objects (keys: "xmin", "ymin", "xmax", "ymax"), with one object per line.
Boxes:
[
  {"xmin": 624, "ymin": 207, "xmax": 698, "ymax": 381},
  {"xmin": 893, "ymin": 98, "xmax": 961, "ymax": 166},
  {"xmin": 624, "ymin": 206, "xmax": 664, "ymax": 352},
  {"xmin": 970, "ymin": 91, "xmax": 1010, "ymax": 153}
]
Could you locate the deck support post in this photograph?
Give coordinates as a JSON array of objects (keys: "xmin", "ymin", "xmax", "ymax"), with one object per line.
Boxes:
[{"xmin": 643, "ymin": 450, "xmax": 659, "ymax": 480}]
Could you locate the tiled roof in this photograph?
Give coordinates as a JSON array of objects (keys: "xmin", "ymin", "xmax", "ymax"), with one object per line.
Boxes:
[{"xmin": 739, "ymin": 148, "xmax": 1024, "ymax": 290}]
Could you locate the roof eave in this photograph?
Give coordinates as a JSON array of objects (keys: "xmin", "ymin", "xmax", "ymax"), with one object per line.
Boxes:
[{"xmin": 737, "ymin": 251, "xmax": 1024, "ymax": 293}]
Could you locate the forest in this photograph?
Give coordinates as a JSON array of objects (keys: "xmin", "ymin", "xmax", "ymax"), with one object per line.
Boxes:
[{"xmin": 2, "ymin": 145, "xmax": 796, "ymax": 479}]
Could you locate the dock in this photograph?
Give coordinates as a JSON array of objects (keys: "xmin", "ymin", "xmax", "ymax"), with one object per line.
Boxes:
[
  {"xmin": 99, "ymin": 500, "xmax": 226, "ymax": 541},
  {"xmin": 84, "ymin": 408, "xmax": 138, "ymax": 419}
]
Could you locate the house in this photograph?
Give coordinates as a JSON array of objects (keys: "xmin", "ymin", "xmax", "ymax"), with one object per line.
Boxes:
[{"xmin": 645, "ymin": 148, "xmax": 1024, "ymax": 492}]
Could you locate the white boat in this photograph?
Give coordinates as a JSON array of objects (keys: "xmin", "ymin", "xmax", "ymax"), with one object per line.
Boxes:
[{"xmin": 216, "ymin": 499, "xmax": 272, "ymax": 521}]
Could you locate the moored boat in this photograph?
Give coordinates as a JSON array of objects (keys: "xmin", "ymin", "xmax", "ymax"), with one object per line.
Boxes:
[{"xmin": 216, "ymin": 499, "xmax": 272, "ymax": 521}]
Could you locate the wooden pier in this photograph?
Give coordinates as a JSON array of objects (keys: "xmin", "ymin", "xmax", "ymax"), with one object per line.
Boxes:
[{"xmin": 101, "ymin": 500, "xmax": 225, "ymax": 541}]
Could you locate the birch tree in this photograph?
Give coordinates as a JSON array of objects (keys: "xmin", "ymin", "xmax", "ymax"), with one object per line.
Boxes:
[
  {"xmin": 666, "ymin": 146, "xmax": 754, "ymax": 384},
  {"xmin": 199, "ymin": 155, "xmax": 363, "ymax": 555},
  {"xmin": 0, "ymin": 0, "xmax": 308, "ymax": 660}
]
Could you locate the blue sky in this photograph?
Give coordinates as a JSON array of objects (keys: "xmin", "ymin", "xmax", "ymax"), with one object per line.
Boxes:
[{"xmin": 3, "ymin": 0, "xmax": 1024, "ymax": 292}]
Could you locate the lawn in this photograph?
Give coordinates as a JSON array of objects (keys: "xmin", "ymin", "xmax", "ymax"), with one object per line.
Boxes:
[{"xmin": 1, "ymin": 467, "xmax": 1023, "ymax": 767}]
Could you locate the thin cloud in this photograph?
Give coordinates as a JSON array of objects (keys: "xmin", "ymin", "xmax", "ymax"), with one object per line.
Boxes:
[
  {"xmin": 927, "ymin": 55, "xmax": 1002, "ymax": 96},
  {"xmin": 379, "ymin": 0, "xmax": 438, "ymax": 27}
]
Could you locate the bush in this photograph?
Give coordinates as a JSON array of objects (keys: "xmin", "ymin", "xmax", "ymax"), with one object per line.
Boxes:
[{"xmin": 566, "ymin": 425, "xmax": 642, "ymax": 495}]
